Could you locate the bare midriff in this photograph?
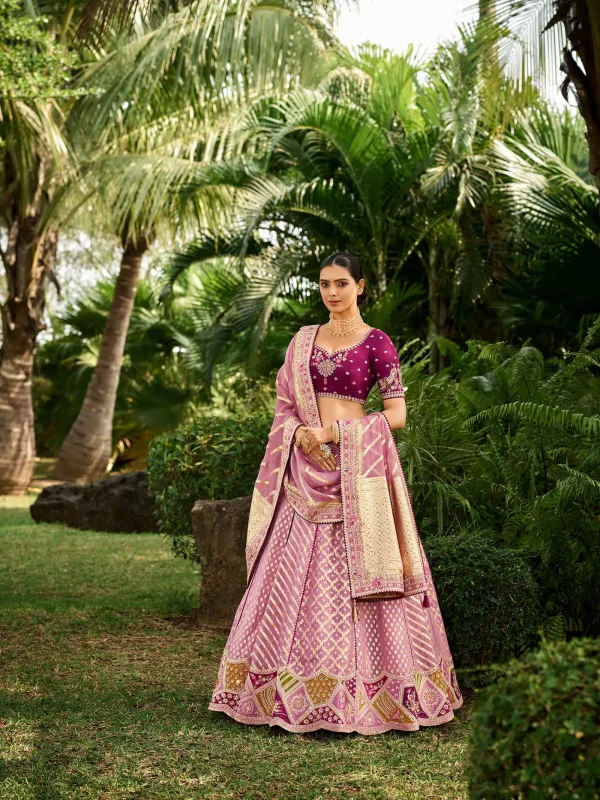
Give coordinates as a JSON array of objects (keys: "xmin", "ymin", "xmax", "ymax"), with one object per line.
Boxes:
[{"xmin": 316, "ymin": 396, "xmax": 366, "ymax": 430}]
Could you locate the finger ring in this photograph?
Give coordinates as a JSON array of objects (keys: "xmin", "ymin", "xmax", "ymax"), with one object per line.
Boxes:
[{"xmin": 319, "ymin": 443, "xmax": 332, "ymax": 457}]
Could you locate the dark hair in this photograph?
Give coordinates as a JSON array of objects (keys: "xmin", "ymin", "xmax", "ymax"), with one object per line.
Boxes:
[{"xmin": 319, "ymin": 252, "xmax": 369, "ymax": 306}]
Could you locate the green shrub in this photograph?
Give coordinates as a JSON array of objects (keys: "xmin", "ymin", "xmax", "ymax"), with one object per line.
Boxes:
[
  {"xmin": 147, "ymin": 412, "xmax": 272, "ymax": 559},
  {"xmin": 425, "ymin": 531, "xmax": 542, "ymax": 669},
  {"xmin": 399, "ymin": 332, "xmax": 600, "ymax": 637},
  {"xmin": 468, "ymin": 637, "xmax": 600, "ymax": 800}
]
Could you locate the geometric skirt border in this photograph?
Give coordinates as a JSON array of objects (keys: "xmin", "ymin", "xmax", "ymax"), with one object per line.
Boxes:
[
  {"xmin": 208, "ymin": 650, "xmax": 463, "ymax": 735},
  {"xmin": 208, "ymin": 489, "xmax": 464, "ymax": 736}
]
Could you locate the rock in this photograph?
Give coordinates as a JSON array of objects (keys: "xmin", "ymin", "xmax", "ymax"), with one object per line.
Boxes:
[
  {"xmin": 30, "ymin": 470, "xmax": 158, "ymax": 533},
  {"xmin": 191, "ymin": 495, "xmax": 251, "ymax": 627}
]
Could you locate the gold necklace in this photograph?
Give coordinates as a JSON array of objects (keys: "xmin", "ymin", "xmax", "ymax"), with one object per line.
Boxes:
[{"xmin": 326, "ymin": 308, "xmax": 363, "ymax": 337}]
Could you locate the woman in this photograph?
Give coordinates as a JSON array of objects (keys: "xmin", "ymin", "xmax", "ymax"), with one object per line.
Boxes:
[{"xmin": 208, "ymin": 252, "xmax": 463, "ymax": 734}]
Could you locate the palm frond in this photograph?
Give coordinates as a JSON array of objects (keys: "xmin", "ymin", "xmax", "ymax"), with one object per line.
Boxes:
[{"xmin": 466, "ymin": 400, "xmax": 600, "ymax": 437}]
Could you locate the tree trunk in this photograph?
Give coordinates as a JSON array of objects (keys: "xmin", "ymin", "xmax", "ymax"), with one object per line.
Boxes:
[
  {"xmin": 478, "ymin": 0, "xmax": 500, "ymax": 86},
  {"xmin": 52, "ymin": 236, "xmax": 148, "ymax": 484},
  {"xmin": 478, "ymin": 0, "xmax": 496, "ymax": 19},
  {"xmin": 427, "ymin": 240, "xmax": 450, "ymax": 375},
  {"xmin": 0, "ymin": 212, "xmax": 54, "ymax": 495},
  {"xmin": 376, "ymin": 251, "xmax": 387, "ymax": 295},
  {"xmin": 561, "ymin": 0, "xmax": 600, "ymax": 188}
]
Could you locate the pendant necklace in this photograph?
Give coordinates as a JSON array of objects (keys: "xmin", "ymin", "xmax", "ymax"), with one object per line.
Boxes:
[{"xmin": 316, "ymin": 309, "xmax": 363, "ymax": 377}]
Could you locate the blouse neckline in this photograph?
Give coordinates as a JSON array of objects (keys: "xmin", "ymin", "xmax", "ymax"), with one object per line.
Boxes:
[{"xmin": 313, "ymin": 324, "xmax": 374, "ymax": 356}]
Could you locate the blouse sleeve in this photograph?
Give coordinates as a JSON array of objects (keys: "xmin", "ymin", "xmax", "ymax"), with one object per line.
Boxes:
[{"xmin": 371, "ymin": 331, "xmax": 406, "ymax": 400}]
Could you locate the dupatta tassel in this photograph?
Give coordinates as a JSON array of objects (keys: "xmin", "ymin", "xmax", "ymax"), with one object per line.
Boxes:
[{"xmin": 422, "ymin": 592, "xmax": 430, "ymax": 608}]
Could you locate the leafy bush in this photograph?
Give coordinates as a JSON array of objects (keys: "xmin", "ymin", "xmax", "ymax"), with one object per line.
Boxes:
[
  {"xmin": 468, "ymin": 637, "xmax": 600, "ymax": 800},
  {"xmin": 425, "ymin": 531, "xmax": 542, "ymax": 670},
  {"xmin": 400, "ymin": 324, "xmax": 600, "ymax": 637},
  {"xmin": 148, "ymin": 412, "xmax": 272, "ymax": 559}
]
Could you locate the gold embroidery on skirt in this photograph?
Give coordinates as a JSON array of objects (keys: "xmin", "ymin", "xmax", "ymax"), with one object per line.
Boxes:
[
  {"xmin": 256, "ymin": 683, "xmax": 276, "ymax": 716},
  {"xmin": 225, "ymin": 661, "xmax": 248, "ymax": 691},
  {"xmin": 429, "ymin": 666, "xmax": 457, "ymax": 703},
  {"xmin": 304, "ymin": 673, "xmax": 338, "ymax": 705},
  {"xmin": 373, "ymin": 692, "xmax": 415, "ymax": 724}
]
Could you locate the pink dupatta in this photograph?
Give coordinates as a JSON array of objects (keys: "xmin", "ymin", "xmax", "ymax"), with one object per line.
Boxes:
[{"xmin": 245, "ymin": 324, "xmax": 430, "ymax": 604}]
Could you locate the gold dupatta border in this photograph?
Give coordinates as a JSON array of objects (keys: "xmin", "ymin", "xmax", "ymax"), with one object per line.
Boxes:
[
  {"xmin": 246, "ymin": 325, "xmax": 312, "ymax": 584},
  {"xmin": 245, "ymin": 325, "xmax": 320, "ymax": 584},
  {"xmin": 293, "ymin": 324, "xmax": 322, "ymax": 428},
  {"xmin": 339, "ymin": 412, "xmax": 405, "ymax": 599},
  {"xmin": 245, "ymin": 415, "xmax": 299, "ymax": 582},
  {"xmin": 391, "ymin": 463, "xmax": 428, "ymax": 596},
  {"xmin": 246, "ymin": 325, "xmax": 428, "ymax": 602},
  {"xmin": 283, "ymin": 476, "xmax": 344, "ymax": 523},
  {"xmin": 379, "ymin": 412, "xmax": 428, "ymax": 597}
]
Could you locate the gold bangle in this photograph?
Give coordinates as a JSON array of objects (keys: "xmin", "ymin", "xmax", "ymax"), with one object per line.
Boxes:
[{"xmin": 331, "ymin": 421, "xmax": 339, "ymax": 445}]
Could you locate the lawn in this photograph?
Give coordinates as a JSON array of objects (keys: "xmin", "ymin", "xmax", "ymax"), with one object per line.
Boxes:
[{"xmin": 0, "ymin": 496, "xmax": 473, "ymax": 800}]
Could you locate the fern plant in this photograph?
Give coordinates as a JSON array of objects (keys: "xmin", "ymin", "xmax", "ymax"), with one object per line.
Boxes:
[{"xmin": 394, "ymin": 318, "xmax": 600, "ymax": 636}]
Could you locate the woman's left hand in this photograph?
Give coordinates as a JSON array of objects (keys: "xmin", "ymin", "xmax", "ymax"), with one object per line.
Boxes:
[{"xmin": 295, "ymin": 426, "xmax": 337, "ymax": 470}]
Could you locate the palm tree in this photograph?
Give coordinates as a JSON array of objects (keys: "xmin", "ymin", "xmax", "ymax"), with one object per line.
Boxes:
[
  {"xmin": 161, "ymin": 37, "xmax": 534, "ymax": 377},
  {"xmin": 51, "ymin": 0, "xmax": 347, "ymax": 483},
  {"xmin": 0, "ymin": 2, "xmax": 79, "ymax": 494},
  {"xmin": 52, "ymin": 230, "xmax": 150, "ymax": 481},
  {"xmin": 35, "ymin": 273, "xmax": 191, "ymax": 458},
  {"xmin": 0, "ymin": 0, "xmax": 161, "ymax": 494},
  {"xmin": 158, "ymin": 46, "xmax": 437, "ymax": 374},
  {"xmin": 479, "ymin": 1, "xmax": 600, "ymax": 189},
  {"xmin": 490, "ymin": 111, "xmax": 600, "ymax": 349},
  {"xmin": 417, "ymin": 30, "xmax": 534, "ymax": 372}
]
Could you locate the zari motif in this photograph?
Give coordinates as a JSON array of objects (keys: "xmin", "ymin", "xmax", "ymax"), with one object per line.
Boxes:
[
  {"xmin": 356, "ymin": 475, "xmax": 404, "ymax": 579},
  {"xmin": 210, "ymin": 323, "xmax": 463, "ymax": 735},
  {"xmin": 210, "ymin": 650, "xmax": 462, "ymax": 734}
]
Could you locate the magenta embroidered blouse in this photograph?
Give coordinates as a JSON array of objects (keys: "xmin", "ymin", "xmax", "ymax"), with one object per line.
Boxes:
[{"xmin": 310, "ymin": 326, "xmax": 406, "ymax": 405}]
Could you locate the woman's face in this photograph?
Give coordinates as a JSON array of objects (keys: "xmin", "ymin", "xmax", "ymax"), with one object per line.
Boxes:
[{"xmin": 319, "ymin": 265, "xmax": 364, "ymax": 314}]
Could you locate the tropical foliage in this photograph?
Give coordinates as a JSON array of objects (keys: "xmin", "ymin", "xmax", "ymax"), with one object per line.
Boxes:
[
  {"xmin": 399, "ymin": 321, "xmax": 600, "ymax": 637},
  {"xmin": 143, "ymin": 320, "xmax": 600, "ymax": 637},
  {"xmin": 1, "ymin": 5, "xmax": 599, "ymax": 796},
  {"xmin": 1, "ymin": 1, "xmax": 599, "ymax": 638}
]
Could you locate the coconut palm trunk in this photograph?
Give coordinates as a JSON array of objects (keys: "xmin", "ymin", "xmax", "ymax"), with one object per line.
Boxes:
[
  {"xmin": 52, "ymin": 236, "xmax": 148, "ymax": 484},
  {"xmin": 0, "ymin": 218, "xmax": 55, "ymax": 494}
]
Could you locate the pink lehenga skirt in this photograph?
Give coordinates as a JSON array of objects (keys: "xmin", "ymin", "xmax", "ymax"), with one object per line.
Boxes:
[{"xmin": 208, "ymin": 447, "xmax": 463, "ymax": 735}]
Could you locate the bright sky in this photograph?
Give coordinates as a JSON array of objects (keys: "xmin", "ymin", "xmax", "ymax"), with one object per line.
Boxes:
[
  {"xmin": 335, "ymin": 0, "xmax": 477, "ymax": 57},
  {"xmin": 334, "ymin": 0, "xmax": 568, "ymax": 106}
]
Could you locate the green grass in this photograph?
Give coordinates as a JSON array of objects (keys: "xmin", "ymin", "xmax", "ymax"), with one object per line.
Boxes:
[{"xmin": 0, "ymin": 496, "xmax": 473, "ymax": 799}]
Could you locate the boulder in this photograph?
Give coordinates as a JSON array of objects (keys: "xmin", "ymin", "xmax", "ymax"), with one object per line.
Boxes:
[
  {"xmin": 191, "ymin": 495, "xmax": 251, "ymax": 627},
  {"xmin": 30, "ymin": 470, "xmax": 158, "ymax": 533}
]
